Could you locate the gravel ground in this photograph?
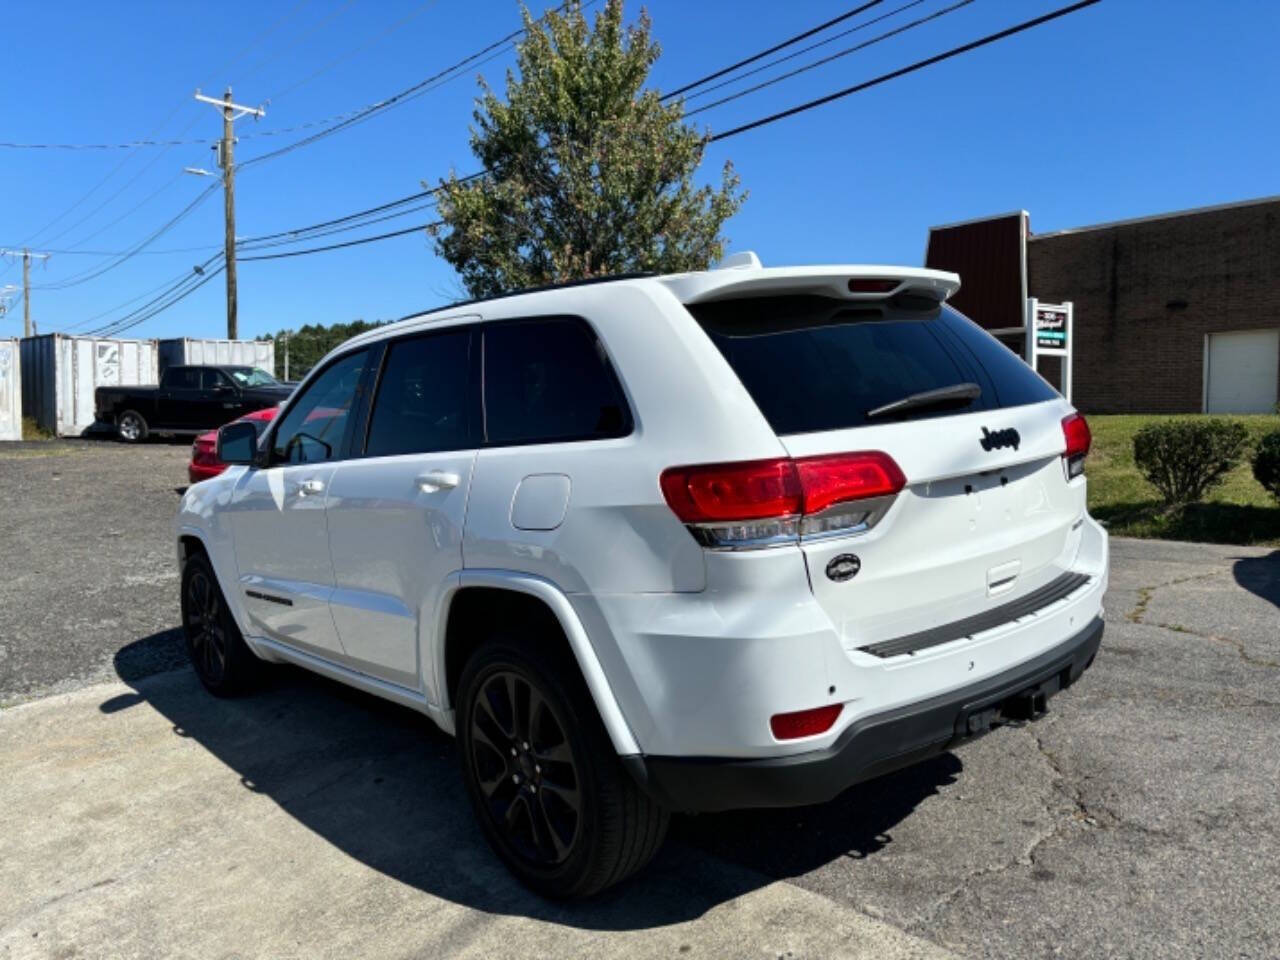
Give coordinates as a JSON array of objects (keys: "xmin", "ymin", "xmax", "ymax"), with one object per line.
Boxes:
[
  {"xmin": 0, "ymin": 439, "xmax": 190, "ymax": 703},
  {"xmin": 1, "ymin": 439, "xmax": 1278, "ymax": 958}
]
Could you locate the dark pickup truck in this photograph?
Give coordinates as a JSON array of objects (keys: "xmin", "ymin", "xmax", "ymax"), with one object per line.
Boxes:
[{"xmin": 95, "ymin": 365, "xmax": 293, "ymax": 442}]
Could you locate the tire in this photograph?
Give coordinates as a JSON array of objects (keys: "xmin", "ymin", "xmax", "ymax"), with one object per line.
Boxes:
[
  {"xmin": 116, "ymin": 410, "xmax": 148, "ymax": 443},
  {"xmin": 180, "ymin": 553, "xmax": 260, "ymax": 697},
  {"xmin": 456, "ymin": 637, "xmax": 669, "ymax": 899}
]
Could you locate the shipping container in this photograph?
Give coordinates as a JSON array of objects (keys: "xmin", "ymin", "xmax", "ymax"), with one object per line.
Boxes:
[
  {"xmin": 0, "ymin": 339, "xmax": 21, "ymax": 441},
  {"xmin": 20, "ymin": 335, "xmax": 159, "ymax": 437},
  {"xmin": 157, "ymin": 338, "xmax": 275, "ymax": 376}
]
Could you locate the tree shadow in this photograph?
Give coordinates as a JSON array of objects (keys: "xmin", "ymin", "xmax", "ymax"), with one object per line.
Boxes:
[
  {"xmin": 1232, "ymin": 550, "xmax": 1280, "ymax": 610},
  {"xmin": 108, "ymin": 630, "xmax": 959, "ymax": 929},
  {"xmin": 1093, "ymin": 500, "xmax": 1280, "ymax": 546}
]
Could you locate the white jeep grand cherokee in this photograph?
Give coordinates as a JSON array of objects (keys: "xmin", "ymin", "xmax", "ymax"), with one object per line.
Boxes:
[{"xmin": 176, "ymin": 255, "xmax": 1107, "ymax": 898}]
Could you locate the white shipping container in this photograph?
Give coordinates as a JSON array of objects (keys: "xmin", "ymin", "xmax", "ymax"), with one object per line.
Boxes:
[
  {"xmin": 157, "ymin": 338, "xmax": 275, "ymax": 377},
  {"xmin": 0, "ymin": 339, "xmax": 21, "ymax": 441},
  {"xmin": 20, "ymin": 335, "xmax": 159, "ymax": 437}
]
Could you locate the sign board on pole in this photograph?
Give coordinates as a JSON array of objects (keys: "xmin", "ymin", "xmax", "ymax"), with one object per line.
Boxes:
[
  {"xmin": 1034, "ymin": 305, "xmax": 1070, "ymax": 351},
  {"xmin": 1025, "ymin": 298, "xmax": 1074, "ymax": 402}
]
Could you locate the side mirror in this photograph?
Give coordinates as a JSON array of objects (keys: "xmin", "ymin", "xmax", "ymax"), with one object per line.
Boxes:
[{"xmin": 217, "ymin": 420, "xmax": 260, "ymax": 466}]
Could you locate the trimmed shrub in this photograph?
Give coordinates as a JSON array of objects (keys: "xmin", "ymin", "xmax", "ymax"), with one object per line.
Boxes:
[
  {"xmin": 1253, "ymin": 430, "xmax": 1280, "ymax": 503},
  {"xmin": 1132, "ymin": 419, "xmax": 1249, "ymax": 507}
]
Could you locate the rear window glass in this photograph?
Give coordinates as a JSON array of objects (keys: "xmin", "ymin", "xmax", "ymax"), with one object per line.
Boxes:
[{"xmin": 688, "ymin": 295, "xmax": 1057, "ymax": 435}]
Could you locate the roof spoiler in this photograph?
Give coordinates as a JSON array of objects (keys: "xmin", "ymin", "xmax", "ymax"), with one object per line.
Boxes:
[{"xmin": 662, "ymin": 254, "xmax": 961, "ymax": 306}]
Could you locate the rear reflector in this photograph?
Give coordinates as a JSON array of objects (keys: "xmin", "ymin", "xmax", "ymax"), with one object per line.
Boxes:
[
  {"xmin": 1061, "ymin": 413, "xmax": 1091, "ymax": 479},
  {"xmin": 770, "ymin": 704, "xmax": 843, "ymax": 740}
]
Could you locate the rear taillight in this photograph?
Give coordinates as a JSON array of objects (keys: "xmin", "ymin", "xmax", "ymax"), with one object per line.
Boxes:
[
  {"xmin": 1061, "ymin": 413, "xmax": 1091, "ymax": 480},
  {"xmin": 770, "ymin": 704, "xmax": 843, "ymax": 740},
  {"xmin": 660, "ymin": 451, "xmax": 905, "ymax": 549}
]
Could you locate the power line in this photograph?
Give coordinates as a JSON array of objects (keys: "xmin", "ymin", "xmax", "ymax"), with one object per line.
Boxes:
[
  {"xmin": 88, "ymin": 264, "xmax": 226, "ymax": 338},
  {"xmin": 239, "ymin": 221, "xmax": 439, "ymax": 261},
  {"xmin": 63, "ymin": 254, "xmax": 224, "ymax": 334},
  {"xmin": 15, "ymin": 102, "xmax": 193, "ymax": 252},
  {"xmin": 680, "ymin": 0, "xmax": 928, "ymax": 104},
  {"xmin": 265, "ymin": 0, "xmax": 443, "ymax": 102},
  {"xmin": 686, "ymin": 0, "xmax": 975, "ymax": 119},
  {"xmin": 234, "ymin": 0, "xmax": 360, "ymax": 86},
  {"xmin": 237, "ymin": 198, "xmax": 441, "ymax": 251},
  {"xmin": 235, "ymin": 173, "xmax": 483, "ymax": 247},
  {"xmin": 662, "ymin": 0, "xmax": 884, "ymax": 100},
  {"xmin": 708, "ymin": 0, "xmax": 1103, "ymax": 143},
  {"xmin": 203, "ymin": 0, "xmax": 316, "ymax": 88},
  {"xmin": 237, "ymin": 1, "xmax": 597, "ymax": 170},
  {"xmin": 32, "ymin": 182, "xmax": 220, "ymax": 290}
]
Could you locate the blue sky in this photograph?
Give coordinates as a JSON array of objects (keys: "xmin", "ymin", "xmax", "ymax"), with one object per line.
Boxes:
[{"xmin": 1, "ymin": 0, "xmax": 1276, "ymax": 341}]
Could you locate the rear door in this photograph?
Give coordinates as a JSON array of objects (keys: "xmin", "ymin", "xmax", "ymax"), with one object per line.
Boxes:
[
  {"xmin": 324, "ymin": 325, "xmax": 480, "ymax": 691},
  {"xmin": 158, "ymin": 366, "xmax": 202, "ymax": 429},
  {"xmin": 689, "ymin": 294, "xmax": 1084, "ymax": 648}
]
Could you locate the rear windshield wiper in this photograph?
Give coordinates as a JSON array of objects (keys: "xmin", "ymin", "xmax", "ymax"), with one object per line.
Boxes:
[{"xmin": 865, "ymin": 382, "xmax": 981, "ymax": 421}]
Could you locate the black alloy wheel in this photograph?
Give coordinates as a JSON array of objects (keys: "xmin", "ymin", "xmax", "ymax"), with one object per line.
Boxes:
[
  {"xmin": 467, "ymin": 669, "xmax": 583, "ymax": 866},
  {"xmin": 185, "ymin": 565, "xmax": 228, "ymax": 686},
  {"xmin": 457, "ymin": 639, "xmax": 670, "ymax": 898},
  {"xmin": 180, "ymin": 553, "xmax": 258, "ymax": 696}
]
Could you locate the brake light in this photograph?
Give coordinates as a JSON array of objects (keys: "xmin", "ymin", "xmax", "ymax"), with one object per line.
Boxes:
[
  {"xmin": 847, "ymin": 278, "xmax": 900, "ymax": 294},
  {"xmin": 1061, "ymin": 413, "xmax": 1091, "ymax": 480},
  {"xmin": 660, "ymin": 451, "xmax": 905, "ymax": 548},
  {"xmin": 770, "ymin": 704, "xmax": 843, "ymax": 740}
]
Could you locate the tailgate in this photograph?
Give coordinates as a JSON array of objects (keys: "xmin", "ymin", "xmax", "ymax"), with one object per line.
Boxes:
[{"xmin": 782, "ymin": 400, "xmax": 1086, "ymax": 649}]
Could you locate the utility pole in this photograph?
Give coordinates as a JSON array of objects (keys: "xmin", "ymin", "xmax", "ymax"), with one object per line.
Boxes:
[
  {"xmin": 0, "ymin": 249, "xmax": 51, "ymax": 337},
  {"xmin": 194, "ymin": 88, "xmax": 264, "ymax": 340}
]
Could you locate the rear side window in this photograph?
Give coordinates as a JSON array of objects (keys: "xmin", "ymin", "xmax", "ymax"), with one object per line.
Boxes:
[
  {"xmin": 365, "ymin": 329, "xmax": 476, "ymax": 457},
  {"xmin": 482, "ymin": 317, "xmax": 631, "ymax": 445},
  {"xmin": 165, "ymin": 367, "xmax": 201, "ymax": 390},
  {"xmin": 689, "ymin": 296, "xmax": 1057, "ymax": 435}
]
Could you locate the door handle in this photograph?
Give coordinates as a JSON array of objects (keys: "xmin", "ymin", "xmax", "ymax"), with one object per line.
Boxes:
[
  {"xmin": 295, "ymin": 478, "xmax": 325, "ymax": 497},
  {"xmin": 416, "ymin": 471, "xmax": 460, "ymax": 492}
]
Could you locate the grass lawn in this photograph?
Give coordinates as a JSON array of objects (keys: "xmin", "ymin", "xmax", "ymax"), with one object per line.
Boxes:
[{"xmin": 1087, "ymin": 414, "xmax": 1280, "ymax": 546}]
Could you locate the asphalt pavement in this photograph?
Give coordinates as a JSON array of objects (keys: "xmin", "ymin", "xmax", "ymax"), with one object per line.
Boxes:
[{"xmin": 1, "ymin": 440, "xmax": 1277, "ymax": 958}]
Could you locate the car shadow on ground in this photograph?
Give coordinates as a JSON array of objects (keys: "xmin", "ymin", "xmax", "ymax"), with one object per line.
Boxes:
[
  {"xmin": 1232, "ymin": 550, "xmax": 1280, "ymax": 610},
  {"xmin": 108, "ymin": 630, "xmax": 959, "ymax": 930}
]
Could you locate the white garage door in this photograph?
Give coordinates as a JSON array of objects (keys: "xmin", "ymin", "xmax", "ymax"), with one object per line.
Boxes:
[{"xmin": 1206, "ymin": 329, "xmax": 1280, "ymax": 413}]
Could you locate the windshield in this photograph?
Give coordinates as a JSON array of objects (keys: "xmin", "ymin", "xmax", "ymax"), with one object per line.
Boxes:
[
  {"xmin": 227, "ymin": 367, "xmax": 278, "ymax": 388},
  {"xmin": 688, "ymin": 296, "xmax": 1057, "ymax": 434}
]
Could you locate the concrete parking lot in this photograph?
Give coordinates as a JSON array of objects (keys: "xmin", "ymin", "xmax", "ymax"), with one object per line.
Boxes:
[{"xmin": 1, "ymin": 440, "xmax": 1278, "ymax": 958}]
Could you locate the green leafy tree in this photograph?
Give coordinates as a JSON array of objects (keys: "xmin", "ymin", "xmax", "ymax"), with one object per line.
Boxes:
[{"xmin": 430, "ymin": 0, "xmax": 746, "ymax": 298}]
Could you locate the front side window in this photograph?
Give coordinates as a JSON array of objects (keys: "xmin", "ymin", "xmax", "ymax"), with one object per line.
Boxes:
[
  {"xmin": 271, "ymin": 349, "xmax": 369, "ymax": 465},
  {"xmin": 202, "ymin": 369, "xmax": 233, "ymax": 390},
  {"xmin": 229, "ymin": 367, "xmax": 278, "ymax": 387},
  {"xmin": 365, "ymin": 329, "xmax": 476, "ymax": 457},
  {"xmin": 483, "ymin": 317, "xmax": 630, "ymax": 445}
]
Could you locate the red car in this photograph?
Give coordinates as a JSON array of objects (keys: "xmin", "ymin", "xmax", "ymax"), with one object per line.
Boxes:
[{"xmin": 188, "ymin": 406, "xmax": 279, "ymax": 483}]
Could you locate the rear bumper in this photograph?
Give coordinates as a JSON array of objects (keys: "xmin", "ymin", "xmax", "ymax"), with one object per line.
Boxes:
[{"xmin": 623, "ymin": 614, "xmax": 1103, "ymax": 812}]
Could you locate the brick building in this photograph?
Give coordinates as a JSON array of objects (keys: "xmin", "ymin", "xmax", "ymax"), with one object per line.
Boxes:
[{"xmin": 924, "ymin": 197, "xmax": 1280, "ymax": 414}]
